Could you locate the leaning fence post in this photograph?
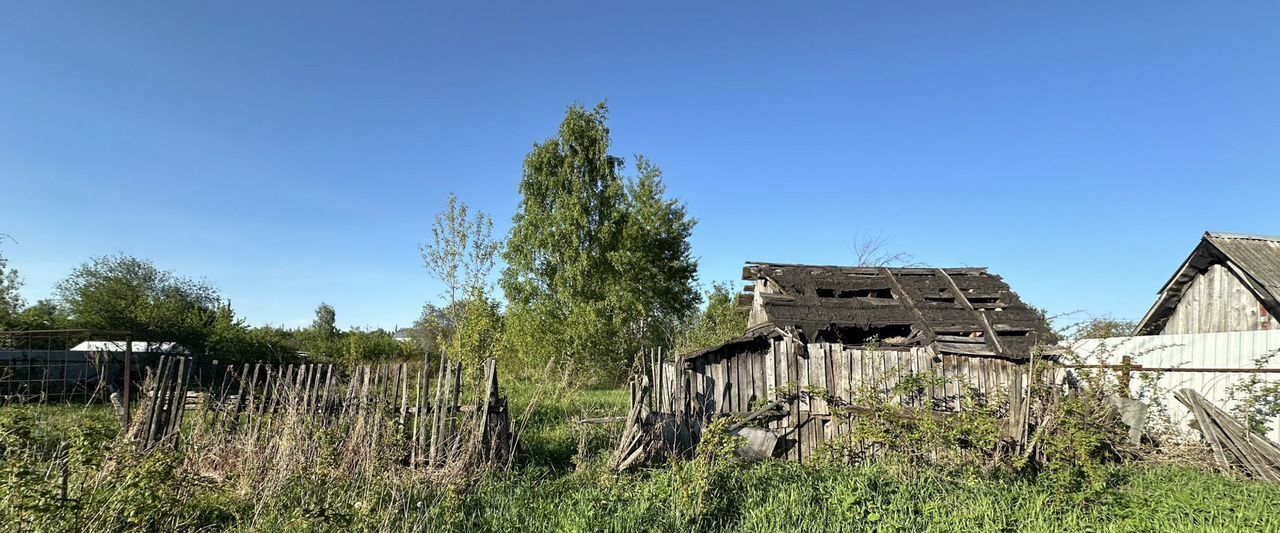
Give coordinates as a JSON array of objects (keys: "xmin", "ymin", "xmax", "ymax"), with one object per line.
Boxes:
[
  {"xmin": 428, "ymin": 360, "xmax": 448, "ymax": 466},
  {"xmin": 123, "ymin": 334, "xmax": 133, "ymax": 429},
  {"xmin": 144, "ymin": 356, "xmax": 173, "ymax": 448},
  {"xmin": 478, "ymin": 359, "xmax": 494, "ymax": 447}
]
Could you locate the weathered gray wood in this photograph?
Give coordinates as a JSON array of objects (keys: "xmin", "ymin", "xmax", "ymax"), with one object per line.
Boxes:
[
  {"xmin": 304, "ymin": 365, "xmax": 317, "ymax": 414},
  {"xmin": 478, "ymin": 359, "xmax": 496, "ymax": 449},
  {"xmin": 397, "ymin": 363, "xmax": 408, "ymax": 429},
  {"xmin": 728, "ymin": 397, "xmax": 789, "ymax": 433},
  {"xmin": 1162, "ymin": 263, "xmax": 1280, "ymax": 334},
  {"xmin": 785, "ymin": 339, "xmax": 799, "ymax": 460},
  {"xmin": 769, "ymin": 341, "xmax": 782, "ymax": 434},
  {"xmin": 937, "ymin": 269, "xmax": 1005, "ymax": 356},
  {"xmin": 723, "ymin": 357, "xmax": 734, "ymax": 414},
  {"xmin": 1176, "ymin": 389, "xmax": 1280, "ymax": 481},
  {"xmin": 848, "ymin": 348, "xmax": 864, "ymax": 401},
  {"xmin": 829, "ymin": 344, "xmax": 844, "ymax": 403},
  {"xmin": 1008, "ymin": 367, "xmax": 1024, "ymax": 442},
  {"xmin": 410, "ymin": 364, "xmax": 424, "ymax": 465},
  {"xmin": 163, "ymin": 357, "xmax": 189, "ymax": 442},
  {"xmin": 170, "ymin": 357, "xmax": 195, "ymax": 443},
  {"xmin": 900, "ymin": 351, "xmax": 915, "ymax": 406},
  {"xmin": 314, "ymin": 364, "xmax": 327, "ymax": 415},
  {"xmin": 144, "ymin": 356, "xmax": 173, "ymax": 446},
  {"xmin": 811, "ymin": 343, "xmax": 828, "ymax": 414},
  {"xmin": 423, "ymin": 352, "xmax": 433, "ymax": 448},
  {"xmin": 428, "ymin": 360, "xmax": 448, "ymax": 465},
  {"xmin": 797, "ymin": 343, "xmax": 811, "ymax": 413},
  {"xmin": 881, "ymin": 268, "xmax": 937, "ymax": 343},
  {"xmin": 448, "ymin": 360, "xmax": 462, "ymax": 454}
]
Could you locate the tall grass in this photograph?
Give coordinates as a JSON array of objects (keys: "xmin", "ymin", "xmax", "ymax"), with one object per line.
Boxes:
[
  {"xmin": 445, "ymin": 461, "xmax": 1280, "ymax": 532},
  {"xmin": 4, "ymin": 382, "xmax": 1279, "ymax": 532}
]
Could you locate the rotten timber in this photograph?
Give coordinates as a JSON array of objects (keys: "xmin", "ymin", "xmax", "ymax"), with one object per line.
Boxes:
[
  {"xmin": 1175, "ymin": 388, "xmax": 1280, "ymax": 482},
  {"xmin": 740, "ymin": 262, "xmax": 1049, "ymax": 359},
  {"xmin": 130, "ymin": 354, "xmax": 511, "ymax": 470}
]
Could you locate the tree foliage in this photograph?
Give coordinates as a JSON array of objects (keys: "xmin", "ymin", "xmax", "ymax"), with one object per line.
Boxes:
[
  {"xmin": 453, "ymin": 288, "xmax": 503, "ymax": 373},
  {"xmin": 420, "ymin": 193, "xmax": 501, "ymax": 308},
  {"xmin": 311, "ymin": 303, "xmax": 339, "ymax": 340},
  {"xmin": 1072, "ymin": 318, "xmax": 1137, "ymax": 340},
  {"xmin": 411, "ymin": 302, "xmax": 459, "ymax": 356},
  {"xmin": 55, "ymin": 255, "xmax": 220, "ymax": 352},
  {"xmin": 676, "ymin": 282, "xmax": 748, "ymax": 354},
  {"xmin": 341, "ymin": 327, "xmax": 418, "ymax": 363},
  {"xmin": 0, "ymin": 239, "xmax": 23, "ymax": 329},
  {"xmin": 6, "ymin": 300, "xmax": 71, "ymax": 331},
  {"xmin": 419, "ymin": 194, "xmax": 503, "ymax": 372},
  {"xmin": 0, "ymin": 249, "xmax": 413, "ymax": 364},
  {"xmin": 502, "ymin": 103, "xmax": 700, "ymax": 382}
]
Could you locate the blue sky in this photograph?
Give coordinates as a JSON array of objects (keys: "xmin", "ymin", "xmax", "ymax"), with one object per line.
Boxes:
[{"xmin": 2, "ymin": 2, "xmax": 1277, "ymax": 330}]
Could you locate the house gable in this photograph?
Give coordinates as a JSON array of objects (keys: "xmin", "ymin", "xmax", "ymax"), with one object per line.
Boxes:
[{"xmin": 1137, "ymin": 232, "xmax": 1280, "ymax": 335}]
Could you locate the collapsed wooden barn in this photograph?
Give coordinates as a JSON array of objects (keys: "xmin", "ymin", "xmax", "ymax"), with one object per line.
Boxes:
[{"xmin": 623, "ymin": 262, "xmax": 1053, "ymax": 465}]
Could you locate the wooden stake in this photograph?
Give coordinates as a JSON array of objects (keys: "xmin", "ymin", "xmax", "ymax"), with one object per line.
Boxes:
[
  {"xmin": 410, "ymin": 364, "xmax": 424, "ymax": 465},
  {"xmin": 428, "ymin": 360, "xmax": 448, "ymax": 466},
  {"xmin": 144, "ymin": 356, "xmax": 173, "ymax": 448}
]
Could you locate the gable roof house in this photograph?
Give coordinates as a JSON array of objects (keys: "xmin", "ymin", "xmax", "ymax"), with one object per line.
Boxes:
[
  {"xmin": 1137, "ymin": 232, "xmax": 1280, "ymax": 335},
  {"xmin": 639, "ymin": 262, "xmax": 1051, "ymax": 462}
]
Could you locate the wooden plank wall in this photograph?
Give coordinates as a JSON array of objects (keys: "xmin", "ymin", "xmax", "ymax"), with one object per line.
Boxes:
[
  {"xmin": 657, "ymin": 341, "xmax": 1026, "ymax": 462},
  {"xmin": 1162, "ymin": 264, "xmax": 1280, "ymax": 334}
]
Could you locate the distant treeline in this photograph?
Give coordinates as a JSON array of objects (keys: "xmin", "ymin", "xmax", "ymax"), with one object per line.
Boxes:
[{"xmin": 0, "ymin": 253, "xmax": 417, "ymax": 364}]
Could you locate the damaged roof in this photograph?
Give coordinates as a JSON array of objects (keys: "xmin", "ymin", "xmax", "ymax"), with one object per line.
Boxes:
[
  {"xmin": 738, "ymin": 262, "xmax": 1050, "ymax": 359},
  {"xmin": 1137, "ymin": 232, "xmax": 1280, "ymax": 335}
]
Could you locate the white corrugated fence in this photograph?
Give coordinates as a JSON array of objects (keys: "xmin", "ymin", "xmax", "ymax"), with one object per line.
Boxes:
[{"xmin": 1071, "ymin": 330, "xmax": 1280, "ymax": 442}]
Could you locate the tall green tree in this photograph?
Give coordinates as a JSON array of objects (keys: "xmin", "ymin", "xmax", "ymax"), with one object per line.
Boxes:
[
  {"xmin": 311, "ymin": 303, "xmax": 338, "ymax": 340},
  {"xmin": 304, "ymin": 303, "xmax": 341, "ymax": 360},
  {"xmin": 0, "ymin": 237, "xmax": 23, "ymax": 328},
  {"xmin": 614, "ymin": 157, "xmax": 700, "ymax": 343},
  {"xmin": 502, "ymin": 103, "xmax": 700, "ymax": 382},
  {"xmin": 55, "ymin": 255, "xmax": 220, "ymax": 352},
  {"xmin": 419, "ymin": 193, "xmax": 503, "ymax": 371},
  {"xmin": 420, "ymin": 193, "xmax": 501, "ymax": 308}
]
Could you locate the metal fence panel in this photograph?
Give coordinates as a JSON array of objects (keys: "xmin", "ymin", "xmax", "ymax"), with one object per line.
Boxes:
[{"xmin": 1072, "ymin": 330, "xmax": 1280, "ymax": 442}]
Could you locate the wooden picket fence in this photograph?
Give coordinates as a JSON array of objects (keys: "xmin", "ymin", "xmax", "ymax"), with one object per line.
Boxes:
[{"xmin": 130, "ymin": 355, "xmax": 511, "ymax": 469}]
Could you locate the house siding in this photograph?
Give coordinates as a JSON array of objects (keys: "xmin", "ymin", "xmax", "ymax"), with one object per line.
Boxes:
[{"xmin": 1161, "ymin": 264, "xmax": 1279, "ymax": 334}]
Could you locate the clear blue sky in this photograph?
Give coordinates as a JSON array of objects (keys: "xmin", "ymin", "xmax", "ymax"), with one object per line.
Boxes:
[{"xmin": 2, "ymin": 2, "xmax": 1277, "ymax": 330}]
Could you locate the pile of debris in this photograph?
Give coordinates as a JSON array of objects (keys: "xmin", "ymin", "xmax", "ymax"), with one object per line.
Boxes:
[
  {"xmin": 612, "ymin": 375, "xmax": 689, "ymax": 471},
  {"xmin": 1175, "ymin": 388, "xmax": 1280, "ymax": 482}
]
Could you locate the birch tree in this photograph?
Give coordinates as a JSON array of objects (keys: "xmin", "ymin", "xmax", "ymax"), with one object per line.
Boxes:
[{"xmin": 502, "ymin": 103, "xmax": 699, "ymax": 382}]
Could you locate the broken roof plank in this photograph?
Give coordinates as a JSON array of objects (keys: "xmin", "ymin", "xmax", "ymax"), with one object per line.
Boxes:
[
  {"xmin": 933, "ymin": 342, "xmax": 999, "ymax": 357},
  {"xmin": 881, "ymin": 268, "xmax": 936, "ymax": 343},
  {"xmin": 738, "ymin": 262, "xmax": 1049, "ymax": 358},
  {"xmin": 938, "ymin": 269, "xmax": 1005, "ymax": 356}
]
